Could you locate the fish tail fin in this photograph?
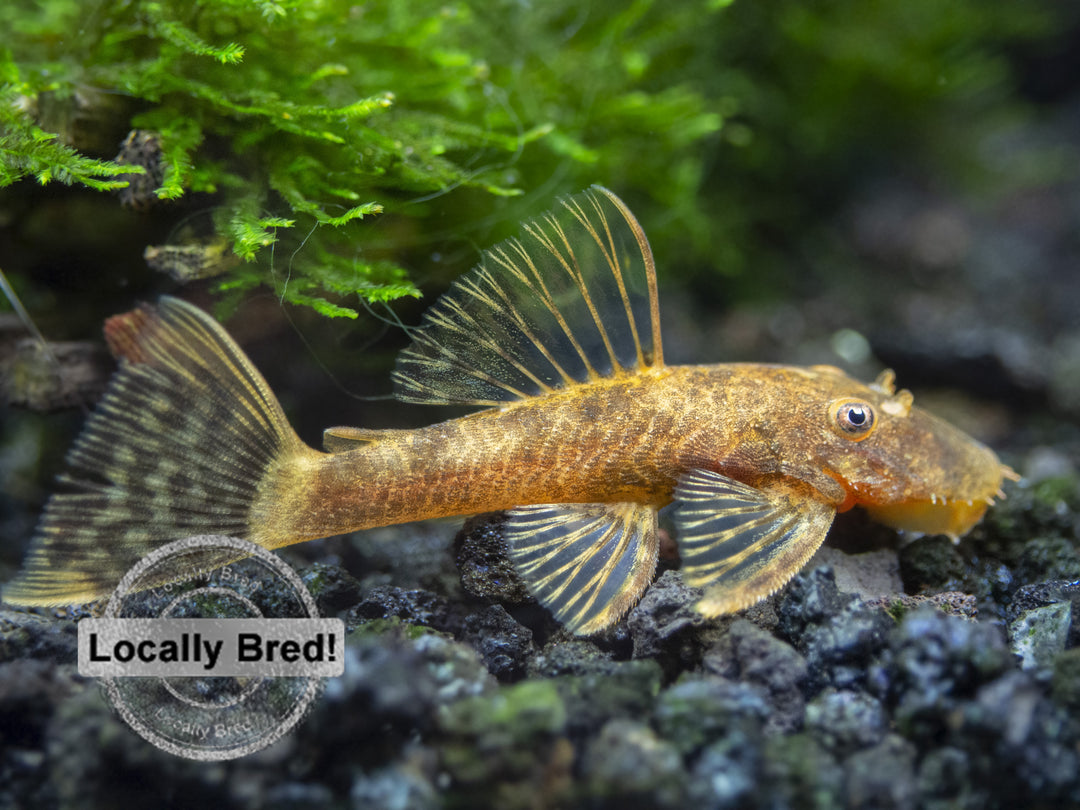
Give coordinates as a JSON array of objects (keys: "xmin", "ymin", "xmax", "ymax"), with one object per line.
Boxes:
[{"xmin": 4, "ymin": 297, "xmax": 317, "ymax": 606}]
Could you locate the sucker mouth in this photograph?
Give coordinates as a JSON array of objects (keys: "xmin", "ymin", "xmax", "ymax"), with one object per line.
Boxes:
[
  {"xmin": 862, "ymin": 463, "xmax": 1018, "ymax": 541},
  {"xmin": 840, "ymin": 461, "xmax": 1016, "ymax": 515},
  {"xmin": 917, "ymin": 462, "xmax": 1018, "ymax": 509},
  {"xmin": 928, "ymin": 492, "xmax": 999, "ymax": 507}
]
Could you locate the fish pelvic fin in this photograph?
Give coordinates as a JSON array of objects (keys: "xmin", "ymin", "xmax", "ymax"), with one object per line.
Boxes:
[
  {"xmin": 674, "ymin": 470, "xmax": 836, "ymax": 617},
  {"xmin": 505, "ymin": 501, "xmax": 659, "ymax": 635},
  {"xmin": 4, "ymin": 297, "xmax": 313, "ymax": 606},
  {"xmin": 392, "ymin": 186, "xmax": 663, "ymax": 407}
]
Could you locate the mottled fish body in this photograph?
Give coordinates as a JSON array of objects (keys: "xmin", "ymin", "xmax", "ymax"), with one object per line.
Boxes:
[{"xmin": 6, "ymin": 188, "xmax": 1013, "ymax": 634}]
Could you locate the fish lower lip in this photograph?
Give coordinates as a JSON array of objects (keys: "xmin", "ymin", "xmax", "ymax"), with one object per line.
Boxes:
[{"xmin": 863, "ymin": 498, "xmax": 990, "ymax": 539}]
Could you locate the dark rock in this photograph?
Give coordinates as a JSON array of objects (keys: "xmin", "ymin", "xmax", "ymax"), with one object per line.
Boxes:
[
  {"xmin": 301, "ymin": 562, "xmax": 363, "ymax": 614},
  {"xmin": 898, "ymin": 535, "xmax": 966, "ymax": 594},
  {"xmin": 346, "ymin": 585, "xmax": 455, "ymax": 633},
  {"xmin": 410, "ymin": 632, "xmax": 497, "ymax": 703},
  {"xmin": 844, "ymin": 734, "xmax": 918, "ymax": 810},
  {"xmin": 962, "ymin": 557, "xmax": 1014, "ymax": 619},
  {"xmin": 813, "ymin": 601, "xmax": 894, "ymax": 693},
  {"xmin": 1015, "ymin": 536, "xmax": 1080, "ymax": 585},
  {"xmin": 953, "ymin": 670, "xmax": 1080, "ymax": 806},
  {"xmin": 461, "ymin": 604, "xmax": 535, "ymax": 682},
  {"xmin": 436, "ymin": 680, "xmax": 571, "ymax": 798},
  {"xmin": 263, "ymin": 781, "xmax": 336, "ymax": 810},
  {"xmin": 580, "ymin": 719, "xmax": 686, "ymax": 808},
  {"xmin": 804, "ymin": 689, "xmax": 889, "ymax": 758},
  {"xmin": 454, "ymin": 514, "xmax": 532, "ymax": 604},
  {"xmin": 916, "ymin": 746, "xmax": 980, "ymax": 810},
  {"xmin": 704, "ymin": 618, "xmax": 808, "ymax": 734},
  {"xmin": 627, "ymin": 570, "xmax": 723, "ymax": 676},
  {"xmin": 527, "ymin": 637, "xmax": 617, "ymax": 678},
  {"xmin": 1050, "ymin": 647, "xmax": 1080, "ymax": 713},
  {"xmin": 760, "ymin": 733, "xmax": 845, "ymax": 810},
  {"xmin": 46, "ymin": 682, "xmax": 233, "ymax": 809},
  {"xmin": 0, "ymin": 746, "xmax": 49, "ymax": 810},
  {"xmin": 922, "ymin": 592, "xmax": 979, "ymax": 618},
  {"xmin": 1007, "ymin": 579, "xmax": 1080, "ymax": 623},
  {"xmin": 778, "ymin": 566, "xmax": 893, "ymax": 692},
  {"xmin": 349, "ymin": 764, "xmax": 440, "ymax": 810},
  {"xmin": 0, "ymin": 660, "xmax": 80, "ymax": 747},
  {"xmin": 0, "ymin": 609, "xmax": 79, "ymax": 664},
  {"xmin": 979, "ymin": 477, "xmax": 1080, "ymax": 566},
  {"xmin": 299, "ymin": 630, "xmax": 493, "ymax": 769},
  {"xmin": 653, "ymin": 675, "xmax": 767, "ymax": 758},
  {"xmin": 553, "ymin": 658, "xmax": 664, "ymax": 742},
  {"xmin": 878, "ymin": 607, "xmax": 1013, "ymax": 743},
  {"xmin": 687, "ymin": 728, "xmax": 763, "ymax": 810},
  {"xmin": 777, "ymin": 566, "xmax": 853, "ymax": 638},
  {"xmin": 584, "ymin": 615, "xmax": 635, "ymax": 659},
  {"xmin": 313, "ymin": 634, "xmax": 441, "ymax": 739},
  {"xmin": 0, "ymin": 660, "xmax": 81, "ymax": 809},
  {"xmin": 864, "ymin": 591, "xmax": 978, "ymax": 619},
  {"xmin": 195, "ymin": 558, "xmax": 313, "ymax": 619}
]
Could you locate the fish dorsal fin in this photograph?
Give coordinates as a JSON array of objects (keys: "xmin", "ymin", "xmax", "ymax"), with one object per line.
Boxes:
[
  {"xmin": 392, "ymin": 186, "xmax": 663, "ymax": 406},
  {"xmin": 674, "ymin": 470, "xmax": 836, "ymax": 617},
  {"xmin": 505, "ymin": 502, "xmax": 659, "ymax": 635}
]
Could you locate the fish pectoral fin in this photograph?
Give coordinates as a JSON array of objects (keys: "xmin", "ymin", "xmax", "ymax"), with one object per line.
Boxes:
[
  {"xmin": 505, "ymin": 501, "xmax": 659, "ymax": 636},
  {"xmin": 392, "ymin": 186, "xmax": 663, "ymax": 407},
  {"xmin": 674, "ymin": 470, "xmax": 836, "ymax": 618}
]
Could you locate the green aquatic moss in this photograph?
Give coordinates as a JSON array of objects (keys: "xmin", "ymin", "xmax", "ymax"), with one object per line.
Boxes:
[
  {"xmin": 0, "ymin": 87, "xmax": 139, "ymax": 191},
  {"xmin": 2, "ymin": 0, "xmax": 540, "ymax": 315},
  {"xmin": 0, "ymin": 0, "xmax": 1056, "ymax": 317},
  {"xmin": 437, "ymin": 679, "xmax": 568, "ymax": 789}
]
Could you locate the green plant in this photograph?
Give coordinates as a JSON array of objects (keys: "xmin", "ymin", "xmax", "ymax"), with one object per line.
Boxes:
[
  {"xmin": 1, "ymin": 1, "xmax": 564, "ymax": 316},
  {"xmin": 0, "ymin": 0, "xmax": 1057, "ymax": 319}
]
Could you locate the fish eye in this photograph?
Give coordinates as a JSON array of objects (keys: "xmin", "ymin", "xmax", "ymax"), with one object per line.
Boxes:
[{"xmin": 829, "ymin": 398, "xmax": 876, "ymax": 441}]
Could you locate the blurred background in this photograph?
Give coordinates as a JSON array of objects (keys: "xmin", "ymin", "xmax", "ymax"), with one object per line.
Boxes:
[{"xmin": 3, "ymin": 0, "xmax": 1080, "ymax": 577}]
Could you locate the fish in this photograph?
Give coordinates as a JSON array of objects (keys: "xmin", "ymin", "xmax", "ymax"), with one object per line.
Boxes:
[{"xmin": 4, "ymin": 186, "xmax": 1017, "ymax": 634}]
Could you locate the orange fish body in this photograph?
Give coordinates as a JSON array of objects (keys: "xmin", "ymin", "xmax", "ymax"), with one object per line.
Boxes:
[
  {"xmin": 268, "ymin": 362, "xmax": 1002, "ymax": 537},
  {"xmin": 5, "ymin": 188, "xmax": 1014, "ymax": 634}
]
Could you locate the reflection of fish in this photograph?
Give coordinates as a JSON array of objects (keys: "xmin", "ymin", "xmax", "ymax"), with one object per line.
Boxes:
[{"xmin": 6, "ymin": 187, "xmax": 1016, "ymax": 633}]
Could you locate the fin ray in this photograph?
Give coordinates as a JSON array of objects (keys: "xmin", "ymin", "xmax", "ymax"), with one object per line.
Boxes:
[
  {"xmin": 5, "ymin": 298, "xmax": 306, "ymax": 606},
  {"xmin": 505, "ymin": 502, "xmax": 658, "ymax": 635},
  {"xmin": 674, "ymin": 470, "xmax": 836, "ymax": 617},
  {"xmin": 393, "ymin": 186, "xmax": 662, "ymax": 406}
]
